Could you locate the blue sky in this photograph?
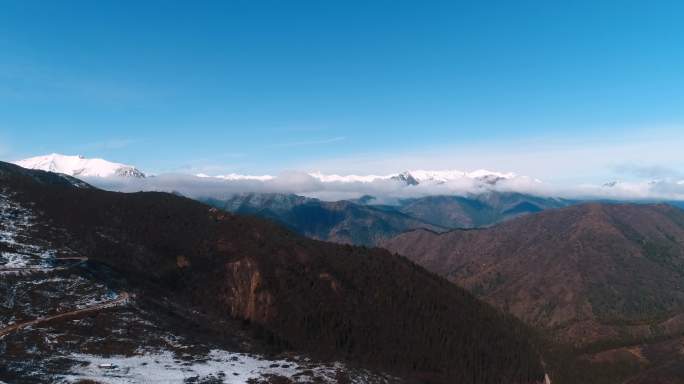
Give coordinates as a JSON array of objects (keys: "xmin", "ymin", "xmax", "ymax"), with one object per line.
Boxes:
[{"xmin": 1, "ymin": 0, "xmax": 683, "ymax": 183}]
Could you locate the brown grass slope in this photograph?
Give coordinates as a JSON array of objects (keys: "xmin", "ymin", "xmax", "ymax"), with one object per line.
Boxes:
[
  {"xmin": 383, "ymin": 203, "xmax": 684, "ymax": 383},
  {"xmin": 384, "ymin": 203, "xmax": 684, "ymax": 344},
  {"xmin": 0, "ymin": 161, "xmax": 545, "ymax": 384}
]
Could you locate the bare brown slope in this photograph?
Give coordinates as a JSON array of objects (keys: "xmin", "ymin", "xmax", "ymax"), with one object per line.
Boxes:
[
  {"xmin": 384, "ymin": 203, "xmax": 684, "ymax": 345},
  {"xmin": 384, "ymin": 204, "xmax": 684, "ymax": 384},
  {"xmin": 0, "ymin": 161, "xmax": 544, "ymax": 384}
]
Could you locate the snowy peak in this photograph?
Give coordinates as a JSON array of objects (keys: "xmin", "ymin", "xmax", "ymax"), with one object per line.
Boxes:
[
  {"xmin": 195, "ymin": 169, "xmax": 520, "ymax": 187},
  {"xmin": 406, "ymin": 169, "xmax": 517, "ymax": 185},
  {"xmin": 13, "ymin": 153, "xmax": 145, "ymax": 178},
  {"xmin": 307, "ymin": 169, "xmax": 519, "ymax": 186},
  {"xmin": 391, "ymin": 171, "xmax": 420, "ymax": 186}
]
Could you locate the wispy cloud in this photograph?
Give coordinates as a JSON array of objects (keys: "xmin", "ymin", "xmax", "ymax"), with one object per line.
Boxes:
[{"xmin": 268, "ymin": 136, "xmax": 346, "ymax": 148}]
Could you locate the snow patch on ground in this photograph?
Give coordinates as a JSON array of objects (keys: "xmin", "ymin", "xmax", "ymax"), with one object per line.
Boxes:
[
  {"xmin": 60, "ymin": 350, "xmax": 352, "ymax": 383},
  {"xmin": 0, "ymin": 191, "xmax": 56, "ymax": 268},
  {"xmin": 0, "ymin": 190, "xmax": 79, "ymax": 270}
]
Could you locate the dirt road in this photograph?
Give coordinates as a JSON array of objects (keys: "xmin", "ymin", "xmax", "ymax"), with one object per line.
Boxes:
[
  {"xmin": 0, "ymin": 256, "xmax": 88, "ymax": 274},
  {"xmin": 0, "ymin": 292, "xmax": 129, "ymax": 339}
]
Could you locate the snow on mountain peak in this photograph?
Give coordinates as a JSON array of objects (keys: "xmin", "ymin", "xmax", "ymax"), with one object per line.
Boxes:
[
  {"xmin": 307, "ymin": 169, "xmax": 518, "ymax": 186},
  {"xmin": 13, "ymin": 153, "xmax": 145, "ymax": 178}
]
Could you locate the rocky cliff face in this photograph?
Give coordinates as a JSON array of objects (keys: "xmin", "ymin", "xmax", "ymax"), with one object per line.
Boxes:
[{"xmin": 223, "ymin": 256, "xmax": 276, "ymax": 323}]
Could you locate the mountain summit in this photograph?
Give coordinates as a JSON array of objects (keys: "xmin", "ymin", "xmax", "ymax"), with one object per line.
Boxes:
[{"xmin": 13, "ymin": 153, "xmax": 145, "ymax": 178}]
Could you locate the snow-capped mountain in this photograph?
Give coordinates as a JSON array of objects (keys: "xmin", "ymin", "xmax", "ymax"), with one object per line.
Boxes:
[
  {"xmin": 403, "ymin": 169, "xmax": 518, "ymax": 185},
  {"xmin": 13, "ymin": 154, "xmax": 145, "ymax": 178},
  {"xmin": 196, "ymin": 169, "xmax": 525, "ymax": 187},
  {"xmin": 307, "ymin": 169, "xmax": 520, "ymax": 186}
]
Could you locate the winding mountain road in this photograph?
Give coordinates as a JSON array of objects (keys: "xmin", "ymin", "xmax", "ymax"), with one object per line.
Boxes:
[
  {"xmin": 0, "ymin": 256, "xmax": 88, "ymax": 274},
  {"xmin": 0, "ymin": 255, "xmax": 133, "ymax": 340},
  {"xmin": 0, "ymin": 292, "xmax": 129, "ymax": 339}
]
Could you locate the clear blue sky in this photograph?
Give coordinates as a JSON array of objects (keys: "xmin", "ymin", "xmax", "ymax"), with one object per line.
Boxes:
[{"xmin": 1, "ymin": 0, "xmax": 683, "ymax": 181}]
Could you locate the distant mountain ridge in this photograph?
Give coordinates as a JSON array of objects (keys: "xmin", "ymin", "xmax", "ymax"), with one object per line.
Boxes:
[
  {"xmin": 202, "ymin": 193, "xmax": 447, "ymax": 246},
  {"xmin": 204, "ymin": 191, "xmax": 572, "ymax": 245},
  {"xmin": 14, "ymin": 153, "xmax": 145, "ymax": 178},
  {"xmin": 13, "ymin": 153, "xmax": 525, "ymax": 189},
  {"xmin": 293, "ymin": 168, "xmax": 526, "ymax": 186},
  {"xmin": 396, "ymin": 192, "xmax": 572, "ymax": 228},
  {"xmin": 198, "ymin": 168, "xmax": 529, "ymax": 187}
]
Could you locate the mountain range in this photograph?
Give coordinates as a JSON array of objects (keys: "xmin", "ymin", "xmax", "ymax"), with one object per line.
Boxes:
[
  {"xmin": 12, "ymin": 153, "xmax": 684, "ymax": 204},
  {"xmin": 306, "ymin": 169, "xmax": 526, "ymax": 186},
  {"xmin": 202, "ymin": 191, "xmax": 571, "ymax": 246},
  {"xmin": 395, "ymin": 192, "xmax": 572, "ymax": 228},
  {"xmin": 202, "ymin": 193, "xmax": 446, "ymax": 246},
  {"xmin": 0, "ymin": 160, "xmax": 546, "ymax": 384},
  {"xmin": 12, "ymin": 153, "xmax": 529, "ymax": 187}
]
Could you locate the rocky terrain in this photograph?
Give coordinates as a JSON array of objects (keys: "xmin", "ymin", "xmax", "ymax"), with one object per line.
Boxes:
[{"xmin": 0, "ymin": 161, "xmax": 546, "ymax": 384}]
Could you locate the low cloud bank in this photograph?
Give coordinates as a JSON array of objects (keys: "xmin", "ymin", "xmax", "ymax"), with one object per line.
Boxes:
[{"xmin": 86, "ymin": 171, "xmax": 684, "ymax": 203}]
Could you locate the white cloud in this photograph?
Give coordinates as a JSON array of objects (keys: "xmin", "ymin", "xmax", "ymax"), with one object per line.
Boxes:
[
  {"xmin": 83, "ymin": 168, "xmax": 684, "ymax": 203},
  {"xmin": 13, "ymin": 125, "xmax": 684, "ymax": 202},
  {"xmin": 291, "ymin": 127, "xmax": 684, "ymax": 187}
]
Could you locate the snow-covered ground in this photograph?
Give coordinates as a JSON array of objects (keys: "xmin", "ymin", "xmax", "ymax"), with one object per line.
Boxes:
[
  {"xmin": 63, "ymin": 350, "xmax": 341, "ymax": 384},
  {"xmin": 0, "ymin": 273, "xmax": 115, "ymax": 328},
  {"xmin": 0, "ymin": 191, "xmax": 56, "ymax": 269},
  {"xmin": 60, "ymin": 349, "xmax": 380, "ymax": 384}
]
